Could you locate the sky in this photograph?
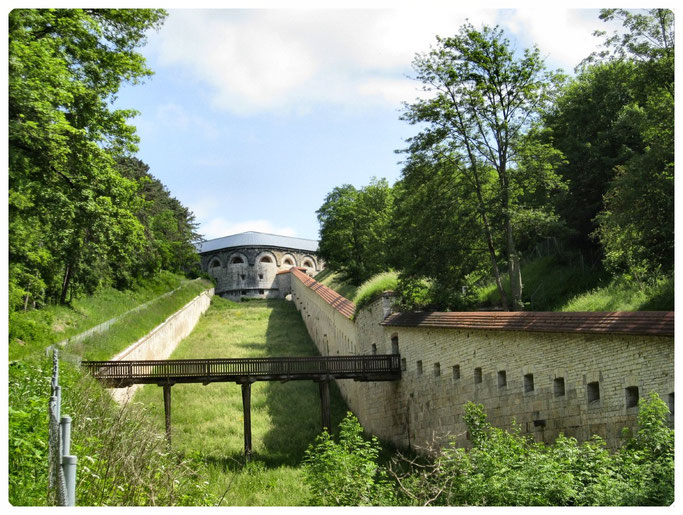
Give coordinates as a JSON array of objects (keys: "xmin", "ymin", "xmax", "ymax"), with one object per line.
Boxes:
[{"xmin": 111, "ymin": 3, "xmax": 627, "ymax": 242}]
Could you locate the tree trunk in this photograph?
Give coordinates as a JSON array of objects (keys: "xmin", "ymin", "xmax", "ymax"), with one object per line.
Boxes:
[{"xmin": 60, "ymin": 262, "xmax": 72, "ymax": 305}]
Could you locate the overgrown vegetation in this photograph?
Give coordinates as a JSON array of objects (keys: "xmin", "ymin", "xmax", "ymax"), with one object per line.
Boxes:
[
  {"xmin": 303, "ymin": 413, "xmax": 394, "ymax": 505},
  {"xmin": 9, "ymin": 357, "xmax": 214, "ymax": 506},
  {"xmin": 317, "ymin": 9, "xmax": 673, "ymax": 312},
  {"xmin": 303, "ymin": 396, "xmax": 674, "ymax": 506}
]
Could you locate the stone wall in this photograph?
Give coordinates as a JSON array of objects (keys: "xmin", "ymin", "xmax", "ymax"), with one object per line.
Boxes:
[
  {"xmin": 202, "ymin": 246, "xmax": 322, "ymax": 300},
  {"xmin": 110, "ymin": 287, "xmax": 214, "ymax": 403},
  {"xmin": 287, "ymin": 269, "xmax": 674, "ymax": 450}
]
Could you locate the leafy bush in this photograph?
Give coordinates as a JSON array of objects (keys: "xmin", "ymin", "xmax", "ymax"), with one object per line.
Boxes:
[
  {"xmin": 303, "ymin": 412, "xmax": 394, "ymax": 506},
  {"xmin": 391, "ymin": 397, "xmax": 674, "ymax": 506}
]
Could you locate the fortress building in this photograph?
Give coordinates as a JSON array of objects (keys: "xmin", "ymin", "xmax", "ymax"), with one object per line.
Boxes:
[{"xmin": 197, "ymin": 231, "xmax": 323, "ymax": 301}]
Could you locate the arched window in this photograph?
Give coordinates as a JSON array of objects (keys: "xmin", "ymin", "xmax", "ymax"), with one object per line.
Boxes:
[
  {"xmin": 391, "ymin": 335, "xmax": 399, "ymax": 355},
  {"xmin": 209, "ymin": 259, "xmax": 221, "ymax": 269},
  {"xmin": 260, "ymin": 256, "xmax": 273, "ymax": 264},
  {"xmin": 283, "ymin": 258, "xmax": 294, "ymax": 266},
  {"xmin": 303, "ymin": 259, "xmax": 313, "ymax": 268},
  {"xmin": 230, "ymin": 256, "xmax": 244, "ymax": 264}
]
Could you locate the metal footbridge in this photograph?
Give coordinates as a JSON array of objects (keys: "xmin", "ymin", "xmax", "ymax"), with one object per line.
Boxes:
[{"xmin": 82, "ymin": 354, "xmax": 401, "ymax": 456}]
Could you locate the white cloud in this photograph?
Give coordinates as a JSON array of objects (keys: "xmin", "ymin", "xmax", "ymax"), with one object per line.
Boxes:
[
  {"xmin": 149, "ymin": 9, "xmax": 495, "ymax": 114},
  {"xmin": 199, "ymin": 217, "xmax": 298, "ymax": 240},
  {"xmin": 500, "ymin": 9, "xmax": 614, "ymax": 72},
  {"xmin": 148, "ymin": 8, "xmax": 618, "ymax": 115}
]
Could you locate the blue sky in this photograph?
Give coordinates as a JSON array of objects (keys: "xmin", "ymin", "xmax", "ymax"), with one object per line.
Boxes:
[{"xmin": 113, "ymin": 5, "xmax": 623, "ymax": 241}]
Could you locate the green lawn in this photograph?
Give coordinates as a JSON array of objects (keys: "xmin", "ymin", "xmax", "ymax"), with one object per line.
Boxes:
[{"xmin": 133, "ymin": 297, "xmax": 349, "ymax": 506}]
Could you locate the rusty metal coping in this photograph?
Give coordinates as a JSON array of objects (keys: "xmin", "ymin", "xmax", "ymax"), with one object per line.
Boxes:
[
  {"xmin": 381, "ymin": 310, "xmax": 673, "ymax": 337},
  {"xmin": 290, "ymin": 267, "xmax": 356, "ymax": 319}
]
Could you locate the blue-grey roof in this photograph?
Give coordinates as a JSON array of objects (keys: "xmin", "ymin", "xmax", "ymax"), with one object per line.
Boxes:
[{"xmin": 197, "ymin": 231, "xmax": 319, "ymax": 254}]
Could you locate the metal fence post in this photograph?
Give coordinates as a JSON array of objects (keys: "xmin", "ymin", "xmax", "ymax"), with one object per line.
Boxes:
[
  {"xmin": 62, "ymin": 455, "xmax": 77, "ymax": 506},
  {"xmin": 60, "ymin": 416, "xmax": 72, "ymax": 456}
]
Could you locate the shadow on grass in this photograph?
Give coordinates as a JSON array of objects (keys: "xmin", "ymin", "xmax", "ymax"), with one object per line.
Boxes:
[{"xmin": 258, "ymin": 300, "xmax": 349, "ymax": 467}]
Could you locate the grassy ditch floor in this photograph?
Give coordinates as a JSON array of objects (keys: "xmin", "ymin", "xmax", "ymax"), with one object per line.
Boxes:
[{"xmin": 133, "ymin": 297, "xmax": 349, "ymax": 506}]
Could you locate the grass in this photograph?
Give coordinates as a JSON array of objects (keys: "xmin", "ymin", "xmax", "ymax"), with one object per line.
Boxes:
[
  {"xmin": 353, "ymin": 271, "xmax": 399, "ymax": 316},
  {"xmin": 132, "ymin": 296, "xmax": 350, "ymax": 506},
  {"xmin": 64, "ymin": 278, "xmax": 213, "ymax": 361},
  {"xmin": 561, "ymin": 275, "xmax": 674, "ymax": 311},
  {"xmin": 313, "ymin": 268, "xmax": 359, "ymax": 300},
  {"xmin": 475, "ymin": 256, "xmax": 607, "ymax": 311},
  {"xmin": 9, "ymin": 271, "xmax": 189, "ymax": 360}
]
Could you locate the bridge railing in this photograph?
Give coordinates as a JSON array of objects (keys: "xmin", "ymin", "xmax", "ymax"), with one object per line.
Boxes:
[{"xmin": 82, "ymin": 354, "xmax": 401, "ymax": 381}]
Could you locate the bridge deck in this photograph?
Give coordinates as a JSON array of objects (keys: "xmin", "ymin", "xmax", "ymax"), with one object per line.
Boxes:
[{"xmin": 82, "ymin": 354, "xmax": 402, "ymax": 387}]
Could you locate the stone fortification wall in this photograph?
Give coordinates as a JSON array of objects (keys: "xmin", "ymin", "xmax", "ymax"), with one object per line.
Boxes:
[
  {"xmin": 110, "ymin": 287, "xmax": 214, "ymax": 402},
  {"xmin": 287, "ymin": 269, "xmax": 674, "ymax": 450}
]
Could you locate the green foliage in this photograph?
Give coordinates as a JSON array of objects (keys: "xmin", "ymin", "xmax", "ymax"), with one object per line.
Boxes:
[
  {"xmin": 547, "ymin": 9, "xmax": 673, "ymax": 278},
  {"xmin": 352, "ymin": 271, "xmax": 398, "ymax": 315},
  {"xmin": 303, "ymin": 412, "xmax": 394, "ymax": 506},
  {"xmin": 316, "ymin": 178, "xmax": 393, "ymax": 285},
  {"xmin": 400, "ymin": 23, "xmax": 566, "ymax": 311},
  {"xmin": 8, "ymin": 9, "xmax": 200, "ymax": 314},
  {"xmin": 391, "ymin": 397, "xmax": 674, "ymax": 506},
  {"xmin": 9, "ymin": 357, "xmax": 214, "ymax": 506},
  {"xmin": 561, "ymin": 274, "xmax": 673, "ymax": 312}
]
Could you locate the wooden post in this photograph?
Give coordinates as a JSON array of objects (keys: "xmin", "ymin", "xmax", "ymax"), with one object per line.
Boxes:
[
  {"xmin": 163, "ymin": 384, "xmax": 172, "ymax": 445},
  {"xmin": 319, "ymin": 380, "xmax": 331, "ymax": 432},
  {"xmin": 241, "ymin": 382, "xmax": 252, "ymax": 459}
]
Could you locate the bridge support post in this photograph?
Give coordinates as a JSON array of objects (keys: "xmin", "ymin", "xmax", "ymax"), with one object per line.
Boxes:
[
  {"xmin": 162, "ymin": 384, "xmax": 172, "ymax": 445},
  {"xmin": 319, "ymin": 380, "xmax": 331, "ymax": 432},
  {"xmin": 241, "ymin": 382, "xmax": 252, "ymax": 460}
]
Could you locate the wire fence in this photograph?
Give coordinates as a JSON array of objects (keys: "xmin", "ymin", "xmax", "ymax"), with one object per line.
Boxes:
[{"xmin": 48, "ymin": 349, "xmax": 77, "ymax": 506}]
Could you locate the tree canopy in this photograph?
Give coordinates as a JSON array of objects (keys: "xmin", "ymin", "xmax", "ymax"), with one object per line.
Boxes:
[
  {"xmin": 317, "ymin": 9, "xmax": 673, "ymax": 311},
  {"xmin": 8, "ymin": 9, "xmax": 203, "ymax": 313}
]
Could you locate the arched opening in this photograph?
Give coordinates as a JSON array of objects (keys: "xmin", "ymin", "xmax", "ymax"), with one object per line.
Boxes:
[
  {"xmin": 209, "ymin": 259, "xmax": 221, "ymax": 269},
  {"xmin": 230, "ymin": 256, "xmax": 244, "ymax": 264},
  {"xmin": 303, "ymin": 259, "xmax": 313, "ymax": 268},
  {"xmin": 283, "ymin": 257, "xmax": 294, "ymax": 266},
  {"xmin": 260, "ymin": 256, "xmax": 273, "ymax": 264}
]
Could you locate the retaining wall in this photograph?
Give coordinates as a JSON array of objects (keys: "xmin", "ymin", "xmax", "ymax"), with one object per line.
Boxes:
[
  {"xmin": 288, "ymin": 268, "xmax": 674, "ymax": 450},
  {"xmin": 110, "ymin": 287, "xmax": 214, "ymax": 402}
]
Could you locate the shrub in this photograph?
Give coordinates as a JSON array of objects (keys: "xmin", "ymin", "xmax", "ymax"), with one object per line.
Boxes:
[
  {"xmin": 391, "ymin": 397, "xmax": 674, "ymax": 506},
  {"xmin": 302, "ymin": 412, "xmax": 394, "ymax": 505}
]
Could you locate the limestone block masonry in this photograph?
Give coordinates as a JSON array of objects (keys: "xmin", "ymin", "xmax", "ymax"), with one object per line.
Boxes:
[
  {"xmin": 109, "ymin": 287, "xmax": 214, "ymax": 403},
  {"xmin": 285, "ymin": 268, "xmax": 674, "ymax": 450}
]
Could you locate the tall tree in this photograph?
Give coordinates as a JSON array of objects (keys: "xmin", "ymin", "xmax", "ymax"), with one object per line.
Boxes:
[
  {"xmin": 546, "ymin": 9, "xmax": 673, "ymax": 279},
  {"xmin": 9, "ymin": 9, "xmax": 167, "ymax": 307},
  {"xmin": 592, "ymin": 9, "xmax": 674, "ymax": 280},
  {"xmin": 402, "ymin": 24, "xmax": 563, "ymax": 310},
  {"xmin": 317, "ymin": 179, "xmax": 393, "ymax": 285}
]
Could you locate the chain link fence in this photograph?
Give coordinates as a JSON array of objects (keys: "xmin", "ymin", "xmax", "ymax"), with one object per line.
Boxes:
[{"xmin": 48, "ymin": 349, "xmax": 77, "ymax": 506}]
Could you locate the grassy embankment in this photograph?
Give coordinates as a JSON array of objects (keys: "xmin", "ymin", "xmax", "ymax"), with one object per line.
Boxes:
[
  {"xmin": 9, "ymin": 271, "xmax": 211, "ymax": 361},
  {"xmin": 475, "ymin": 256, "xmax": 673, "ymax": 311},
  {"xmin": 133, "ymin": 296, "xmax": 350, "ymax": 505},
  {"xmin": 318, "ymin": 257, "xmax": 673, "ymax": 312}
]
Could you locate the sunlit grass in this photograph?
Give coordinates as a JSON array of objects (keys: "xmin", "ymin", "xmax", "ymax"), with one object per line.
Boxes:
[
  {"xmin": 9, "ymin": 271, "xmax": 189, "ymax": 360},
  {"xmin": 66, "ymin": 278, "xmax": 212, "ymax": 360},
  {"xmin": 313, "ymin": 268, "xmax": 359, "ymax": 300},
  {"xmin": 133, "ymin": 297, "xmax": 349, "ymax": 506}
]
